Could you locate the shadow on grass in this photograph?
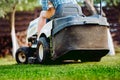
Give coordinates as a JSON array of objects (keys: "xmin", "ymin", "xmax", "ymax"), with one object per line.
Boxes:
[
  {"xmin": 0, "ymin": 60, "xmax": 83, "ymax": 69},
  {"xmin": 1, "ymin": 53, "xmax": 120, "ymax": 67}
]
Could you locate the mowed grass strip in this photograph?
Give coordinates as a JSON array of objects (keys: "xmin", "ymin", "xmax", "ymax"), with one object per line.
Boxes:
[{"xmin": 0, "ymin": 52, "xmax": 120, "ymax": 80}]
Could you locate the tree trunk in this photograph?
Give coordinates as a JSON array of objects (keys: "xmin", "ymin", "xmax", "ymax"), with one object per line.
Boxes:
[
  {"xmin": 90, "ymin": 0, "xmax": 94, "ymax": 6},
  {"xmin": 11, "ymin": 4, "xmax": 19, "ymax": 58}
]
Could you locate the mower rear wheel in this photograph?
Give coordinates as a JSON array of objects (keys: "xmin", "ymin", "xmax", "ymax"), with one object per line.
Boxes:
[{"xmin": 37, "ymin": 37, "xmax": 51, "ymax": 64}]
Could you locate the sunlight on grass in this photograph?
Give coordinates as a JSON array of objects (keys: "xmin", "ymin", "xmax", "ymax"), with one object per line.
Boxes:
[
  {"xmin": 0, "ymin": 48, "xmax": 120, "ymax": 80},
  {"xmin": 0, "ymin": 55, "xmax": 16, "ymax": 65}
]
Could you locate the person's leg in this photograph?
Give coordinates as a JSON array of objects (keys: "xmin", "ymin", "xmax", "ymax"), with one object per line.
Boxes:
[
  {"xmin": 37, "ymin": 6, "xmax": 55, "ymax": 35},
  {"xmin": 84, "ymin": 0, "xmax": 97, "ymax": 15},
  {"xmin": 37, "ymin": 11, "xmax": 47, "ymax": 35},
  {"xmin": 84, "ymin": 0, "xmax": 106, "ymax": 16}
]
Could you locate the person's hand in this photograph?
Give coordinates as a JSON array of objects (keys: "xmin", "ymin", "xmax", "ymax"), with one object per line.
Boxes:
[
  {"xmin": 47, "ymin": 7, "xmax": 55, "ymax": 18},
  {"xmin": 43, "ymin": 1, "xmax": 55, "ymax": 19}
]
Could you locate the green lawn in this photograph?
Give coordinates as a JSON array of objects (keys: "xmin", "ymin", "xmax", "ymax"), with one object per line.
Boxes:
[{"xmin": 0, "ymin": 50, "xmax": 120, "ymax": 80}]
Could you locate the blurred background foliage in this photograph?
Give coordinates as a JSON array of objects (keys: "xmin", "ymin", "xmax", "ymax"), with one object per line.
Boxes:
[
  {"xmin": 0, "ymin": 0, "xmax": 120, "ymax": 18},
  {"xmin": 0, "ymin": 0, "xmax": 39, "ymax": 18}
]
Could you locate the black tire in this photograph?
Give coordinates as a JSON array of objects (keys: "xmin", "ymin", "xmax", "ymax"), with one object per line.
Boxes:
[
  {"xmin": 15, "ymin": 47, "xmax": 29, "ymax": 64},
  {"xmin": 37, "ymin": 37, "xmax": 51, "ymax": 64}
]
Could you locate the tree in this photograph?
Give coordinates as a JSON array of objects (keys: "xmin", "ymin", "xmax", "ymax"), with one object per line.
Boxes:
[
  {"xmin": 0, "ymin": 0, "xmax": 40, "ymax": 58},
  {"xmin": 77, "ymin": 0, "xmax": 120, "ymax": 6},
  {"xmin": 0, "ymin": 0, "xmax": 39, "ymax": 17},
  {"xmin": 103, "ymin": 0, "xmax": 120, "ymax": 6},
  {"xmin": 89, "ymin": 0, "xmax": 120, "ymax": 7}
]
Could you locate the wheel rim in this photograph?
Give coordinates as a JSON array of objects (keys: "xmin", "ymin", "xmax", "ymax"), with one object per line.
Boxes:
[
  {"xmin": 39, "ymin": 44, "xmax": 44, "ymax": 60},
  {"xmin": 18, "ymin": 52, "xmax": 26, "ymax": 63}
]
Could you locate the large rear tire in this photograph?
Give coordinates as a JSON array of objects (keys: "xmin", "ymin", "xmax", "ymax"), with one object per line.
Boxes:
[
  {"xmin": 37, "ymin": 37, "xmax": 51, "ymax": 64},
  {"xmin": 15, "ymin": 47, "xmax": 29, "ymax": 64}
]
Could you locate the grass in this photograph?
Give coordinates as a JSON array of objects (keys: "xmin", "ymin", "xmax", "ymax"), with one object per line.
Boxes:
[{"xmin": 0, "ymin": 49, "xmax": 120, "ymax": 80}]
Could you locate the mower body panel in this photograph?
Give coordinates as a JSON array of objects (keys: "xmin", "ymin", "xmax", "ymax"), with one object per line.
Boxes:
[{"xmin": 51, "ymin": 16, "xmax": 109, "ymax": 60}]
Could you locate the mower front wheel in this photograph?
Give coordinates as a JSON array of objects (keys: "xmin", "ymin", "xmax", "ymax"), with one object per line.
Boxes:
[{"xmin": 15, "ymin": 47, "xmax": 29, "ymax": 64}]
